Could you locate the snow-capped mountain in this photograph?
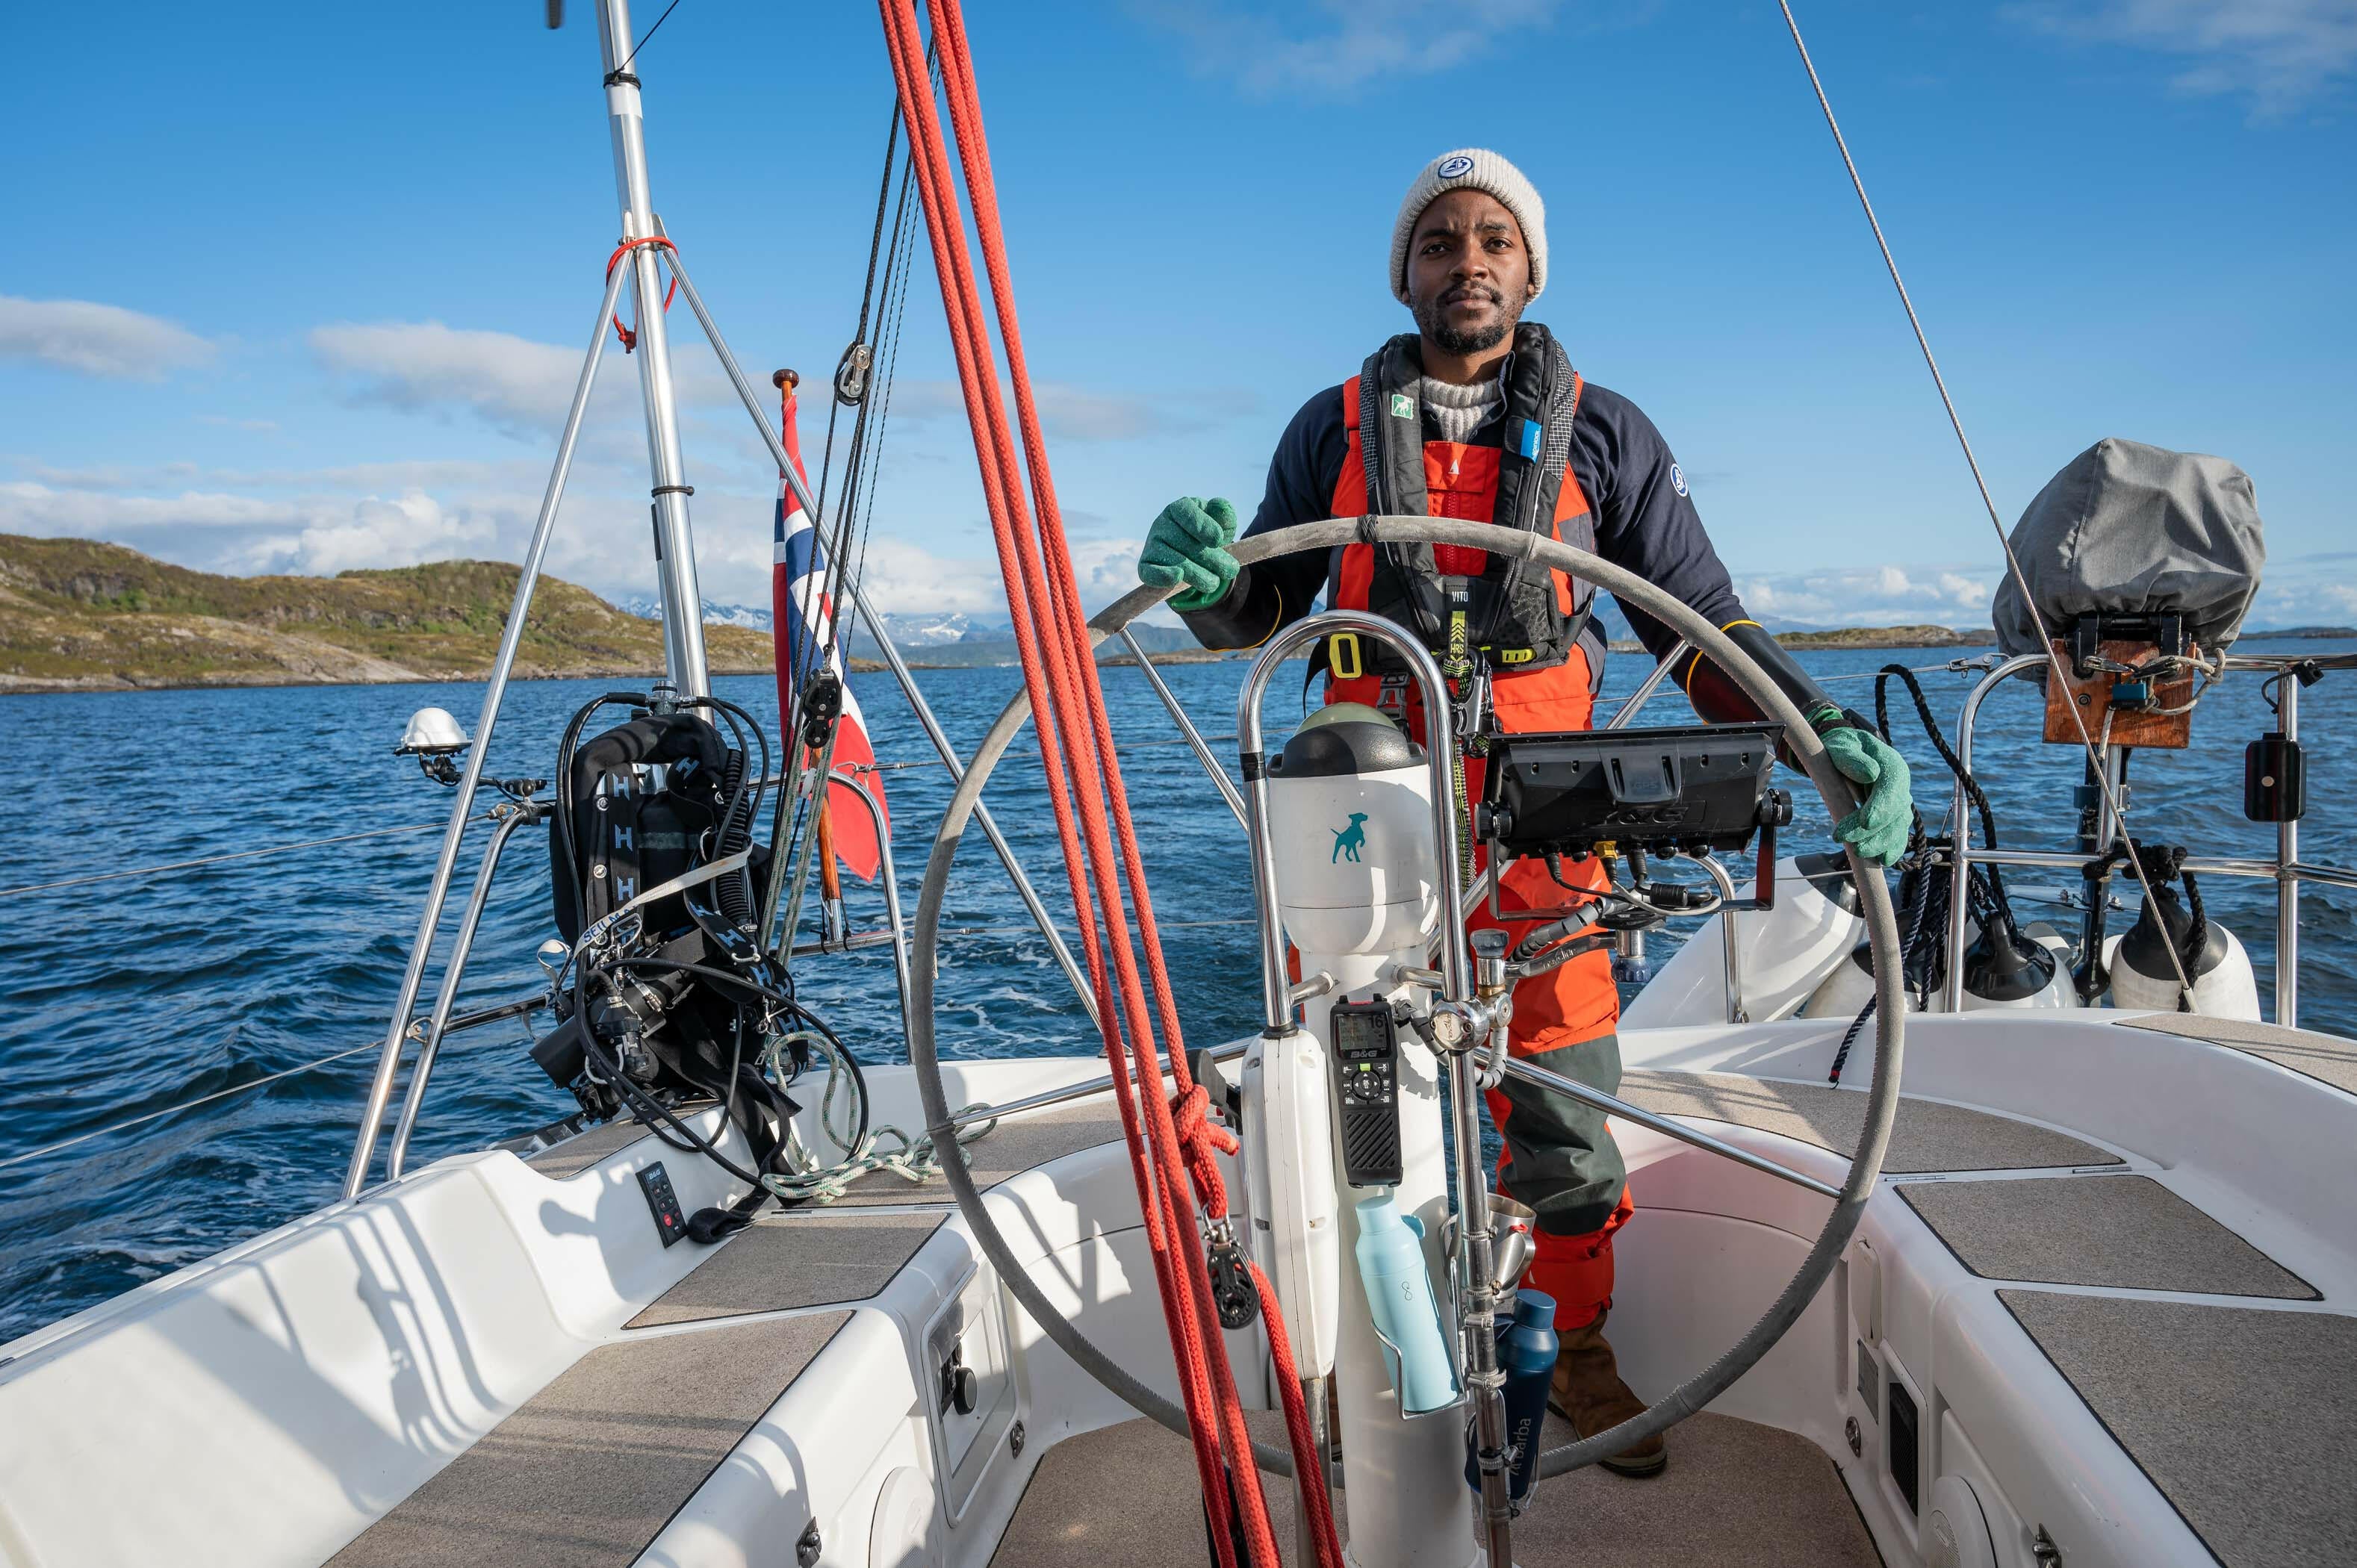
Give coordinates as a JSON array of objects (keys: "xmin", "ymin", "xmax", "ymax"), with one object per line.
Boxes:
[
  {"xmin": 869, "ymin": 612, "xmax": 994, "ymax": 646},
  {"xmin": 612, "ymin": 595, "xmax": 773, "ymax": 632}
]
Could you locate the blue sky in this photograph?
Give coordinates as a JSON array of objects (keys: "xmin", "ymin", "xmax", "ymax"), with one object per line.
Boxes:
[{"xmin": 4, "ymin": 0, "xmax": 2353, "ymax": 630}]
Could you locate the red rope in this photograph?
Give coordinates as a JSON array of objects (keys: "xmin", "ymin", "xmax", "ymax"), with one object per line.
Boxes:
[
  {"xmin": 603, "ymin": 236, "xmax": 679, "ymax": 352},
  {"xmin": 877, "ymin": 5, "xmax": 1342, "ymax": 1565}
]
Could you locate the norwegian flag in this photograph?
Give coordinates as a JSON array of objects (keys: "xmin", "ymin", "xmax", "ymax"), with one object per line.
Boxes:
[{"xmin": 773, "ymin": 379, "xmax": 887, "ymax": 882}]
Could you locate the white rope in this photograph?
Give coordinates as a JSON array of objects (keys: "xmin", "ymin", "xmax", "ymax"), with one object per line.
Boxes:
[{"xmin": 757, "ymin": 1029, "xmax": 997, "ymax": 1204}]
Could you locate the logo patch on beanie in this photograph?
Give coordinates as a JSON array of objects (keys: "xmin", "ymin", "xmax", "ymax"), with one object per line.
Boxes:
[{"xmin": 1436, "ymin": 154, "xmax": 1475, "ymax": 180}]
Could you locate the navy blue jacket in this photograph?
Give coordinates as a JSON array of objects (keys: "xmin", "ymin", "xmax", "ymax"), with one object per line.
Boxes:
[{"xmin": 1177, "ymin": 372, "xmax": 1752, "ymax": 679}]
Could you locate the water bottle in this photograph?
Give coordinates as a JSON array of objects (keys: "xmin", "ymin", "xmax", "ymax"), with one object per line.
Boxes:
[
  {"xmin": 1354, "ymin": 1192, "xmax": 1458, "ymax": 1414},
  {"xmin": 1466, "ymin": 1288, "xmax": 1559, "ymax": 1504}
]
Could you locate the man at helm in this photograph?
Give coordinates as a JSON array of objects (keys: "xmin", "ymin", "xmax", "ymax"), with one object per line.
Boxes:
[{"xmin": 1138, "ymin": 148, "xmax": 1911, "ymax": 1476}]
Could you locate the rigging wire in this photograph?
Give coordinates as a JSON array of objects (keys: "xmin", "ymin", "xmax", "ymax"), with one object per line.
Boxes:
[
  {"xmin": 1774, "ymin": 0, "xmax": 2193, "ymax": 999},
  {"xmin": 0, "ymin": 1031, "xmax": 488, "ymax": 1173},
  {"xmin": 615, "ymin": 0, "xmax": 683, "ymax": 75},
  {"xmin": 0, "ymin": 818, "xmax": 488, "ymax": 901}
]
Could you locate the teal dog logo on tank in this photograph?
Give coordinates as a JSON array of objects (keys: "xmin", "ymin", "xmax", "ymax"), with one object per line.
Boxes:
[{"xmin": 1353, "ymin": 1192, "xmax": 1460, "ymax": 1414}]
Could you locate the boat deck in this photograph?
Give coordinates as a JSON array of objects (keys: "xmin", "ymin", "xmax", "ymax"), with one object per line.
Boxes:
[
  {"xmin": 128, "ymin": 1045, "xmax": 2353, "ymax": 1568},
  {"xmin": 986, "ymin": 1410, "xmax": 1882, "ymax": 1567}
]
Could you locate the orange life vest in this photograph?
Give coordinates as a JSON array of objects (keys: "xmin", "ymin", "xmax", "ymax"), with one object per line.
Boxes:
[{"xmin": 1321, "ymin": 352, "xmax": 1618, "ymax": 1051}]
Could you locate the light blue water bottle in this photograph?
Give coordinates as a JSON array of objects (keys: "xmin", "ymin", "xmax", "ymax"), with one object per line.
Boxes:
[{"xmin": 1354, "ymin": 1192, "xmax": 1459, "ymax": 1415}]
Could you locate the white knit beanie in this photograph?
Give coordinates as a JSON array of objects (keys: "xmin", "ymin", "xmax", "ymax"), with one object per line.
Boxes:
[{"xmin": 1389, "ymin": 148, "xmax": 1547, "ymax": 306}]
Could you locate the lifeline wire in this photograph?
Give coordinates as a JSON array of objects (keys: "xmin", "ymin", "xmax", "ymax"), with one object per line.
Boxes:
[
  {"xmin": 1774, "ymin": 0, "xmax": 2193, "ymax": 998},
  {"xmin": 0, "ymin": 818, "xmax": 482, "ymax": 901},
  {"xmin": 0, "ymin": 1033, "xmax": 471, "ymax": 1172}
]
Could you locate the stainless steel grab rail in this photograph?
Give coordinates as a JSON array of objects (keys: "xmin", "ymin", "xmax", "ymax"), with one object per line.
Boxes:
[
  {"xmin": 384, "ymin": 803, "xmax": 546, "ymax": 1182},
  {"xmin": 1942, "ymin": 650, "xmax": 2351, "ymax": 1022},
  {"xmin": 341, "ymin": 260, "xmax": 629, "ymax": 1201}
]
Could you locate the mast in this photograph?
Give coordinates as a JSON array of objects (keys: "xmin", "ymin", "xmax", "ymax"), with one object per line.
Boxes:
[{"xmin": 594, "ymin": 0, "xmax": 709, "ymax": 697}]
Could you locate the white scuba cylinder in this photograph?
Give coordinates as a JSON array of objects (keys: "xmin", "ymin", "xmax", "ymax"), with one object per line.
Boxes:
[{"xmin": 1253, "ymin": 703, "xmax": 1475, "ymax": 1568}]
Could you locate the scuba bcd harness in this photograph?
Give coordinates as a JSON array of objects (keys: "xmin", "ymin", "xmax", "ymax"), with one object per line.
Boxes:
[{"xmin": 532, "ymin": 691, "xmax": 852, "ymax": 1239}]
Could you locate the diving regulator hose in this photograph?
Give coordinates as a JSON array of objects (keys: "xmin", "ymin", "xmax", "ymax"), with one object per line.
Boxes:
[{"xmin": 905, "ymin": 517, "xmax": 1909, "ymax": 1483}]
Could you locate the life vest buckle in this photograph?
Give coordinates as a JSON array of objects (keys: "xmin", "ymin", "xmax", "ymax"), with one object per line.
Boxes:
[{"xmin": 1328, "ymin": 631, "xmax": 1363, "ymax": 681}]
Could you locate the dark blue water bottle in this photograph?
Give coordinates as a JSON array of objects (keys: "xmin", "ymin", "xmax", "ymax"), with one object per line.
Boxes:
[{"xmin": 1465, "ymin": 1288, "xmax": 1559, "ymax": 1505}]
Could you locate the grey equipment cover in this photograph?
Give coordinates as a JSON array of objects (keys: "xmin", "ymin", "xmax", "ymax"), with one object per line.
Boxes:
[{"xmin": 1991, "ymin": 438, "xmax": 2264, "ymax": 659}]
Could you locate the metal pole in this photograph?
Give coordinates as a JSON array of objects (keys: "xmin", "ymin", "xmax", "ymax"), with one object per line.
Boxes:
[
  {"xmin": 648, "ymin": 267, "xmax": 1099, "ymax": 1028},
  {"xmin": 341, "ymin": 263, "xmax": 628, "ymax": 1201},
  {"xmin": 1118, "ymin": 626, "xmax": 1247, "ymax": 829},
  {"xmin": 1235, "ymin": 609, "xmax": 1506, "ymax": 1566},
  {"xmin": 850, "ymin": 579, "xmax": 1100, "ymax": 1027},
  {"xmin": 1943, "ymin": 653, "xmax": 2043, "ymax": 1011},
  {"xmin": 1606, "ymin": 638, "xmax": 1689, "ymax": 730},
  {"xmin": 1482, "ymin": 1048, "xmax": 1842, "ymax": 1200},
  {"xmin": 1701, "ymin": 854, "xmax": 1747, "ymax": 1024},
  {"xmin": 660, "ymin": 250, "xmax": 819, "ymax": 519},
  {"xmin": 2276, "ymin": 675, "xmax": 2299, "ymax": 1027},
  {"xmin": 384, "ymin": 806, "xmax": 543, "ymax": 1182},
  {"xmin": 830, "ymin": 770, "xmax": 916, "ymax": 1057},
  {"xmin": 595, "ymin": 0, "xmax": 708, "ymax": 698}
]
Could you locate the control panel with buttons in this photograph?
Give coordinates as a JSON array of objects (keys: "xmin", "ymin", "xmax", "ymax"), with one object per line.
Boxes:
[{"xmin": 636, "ymin": 1161, "xmax": 687, "ymax": 1248}]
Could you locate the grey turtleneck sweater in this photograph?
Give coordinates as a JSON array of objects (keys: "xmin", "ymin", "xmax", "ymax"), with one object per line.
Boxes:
[{"xmin": 1416, "ymin": 370, "xmax": 1503, "ymax": 444}]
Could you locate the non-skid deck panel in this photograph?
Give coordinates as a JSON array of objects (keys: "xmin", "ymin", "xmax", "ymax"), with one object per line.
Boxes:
[
  {"xmin": 1900, "ymin": 1175, "xmax": 2317, "ymax": 1299},
  {"xmin": 988, "ymin": 1410, "xmax": 1879, "ymax": 1567},
  {"xmin": 2001, "ymin": 1291, "xmax": 2357, "ymax": 1568},
  {"xmin": 329, "ymin": 1310, "xmax": 849, "ymax": 1568},
  {"xmin": 819, "ymin": 1104, "xmax": 1125, "ymax": 1206},
  {"xmin": 524, "ymin": 1119, "xmax": 655, "ymax": 1178},
  {"xmin": 626, "ymin": 1210, "xmax": 944, "ymax": 1328},
  {"xmin": 1618, "ymin": 1069, "xmax": 2117, "ymax": 1172},
  {"xmin": 2116, "ymin": 1012, "xmax": 2357, "ymax": 1097}
]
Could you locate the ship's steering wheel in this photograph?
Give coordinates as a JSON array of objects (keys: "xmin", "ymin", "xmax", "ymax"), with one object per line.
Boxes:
[{"xmin": 904, "ymin": 515, "xmax": 1907, "ymax": 1481}]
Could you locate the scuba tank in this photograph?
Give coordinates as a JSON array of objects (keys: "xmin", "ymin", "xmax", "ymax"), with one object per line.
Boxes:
[
  {"xmin": 1465, "ymin": 1289, "xmax": 1558, "ymax": 1506},
  {"xmin": 1353, "ymin": 1192, "xmax": 1458, "ymax": 1415},
  {"xmin": 2105, "ymin": 880, "xmax": 2260, "ymax": 1018}
]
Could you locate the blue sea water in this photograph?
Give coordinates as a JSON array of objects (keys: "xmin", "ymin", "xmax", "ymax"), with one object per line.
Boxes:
[{"xmin": 3, "ymin": 639, "xmax": 2352, "ymax": 1342}]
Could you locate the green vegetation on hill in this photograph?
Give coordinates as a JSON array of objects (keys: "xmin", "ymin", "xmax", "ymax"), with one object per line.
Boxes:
[
  {"xmin": 0, "ymin": 535, "xmax": 776, "ymax": 692},
  {"xmin": 1774, "ymin": 623, "xmax": 1996, "ymax": 649}
]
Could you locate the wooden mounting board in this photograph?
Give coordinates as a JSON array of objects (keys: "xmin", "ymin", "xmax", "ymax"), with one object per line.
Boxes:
[{"xmin": 2042, "ymin": 638, "xmax": 2195, "ymax": 749}]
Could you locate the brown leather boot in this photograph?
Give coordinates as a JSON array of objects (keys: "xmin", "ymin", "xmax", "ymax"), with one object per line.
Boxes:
[{"xmin": 1547, "ymin": 1308, "xmax": 1667, "ymax": 1477}]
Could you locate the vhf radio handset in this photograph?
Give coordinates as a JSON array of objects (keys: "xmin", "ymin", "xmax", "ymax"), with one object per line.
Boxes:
[{"xmin": 1330, "ymin": 998, "xmax": 1404, "ymax": 1187}]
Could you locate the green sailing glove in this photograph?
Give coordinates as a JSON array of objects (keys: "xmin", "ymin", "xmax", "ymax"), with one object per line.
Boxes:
[
  {"xmin": 1808, "ymin": 703, "xmax": 1913, "ymax": 865},
  {"xmin": 1137, "ymin": 497, "xmax": 1240, "ymax": 612}
]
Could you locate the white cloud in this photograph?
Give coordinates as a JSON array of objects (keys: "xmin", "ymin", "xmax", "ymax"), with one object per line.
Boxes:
[
  {"xmin": 307, "ymin": 319, "xmax": 753, "ymax": 456},
  {"xmin": 1730, "ymin": 563, "xmax": 2007, "ymax": 628},
  {"xmin": 2008, "ymin": 0, "xmax": 2357, "ymax": 113},
  {"xmin": 1138, "ymin": 0, "xmax": 1569, "ymax": 95},
  {"xmin": 0, "ymin": 479, "xmax": 514, "ymax": 577},
  {"xmin": 0, "ymin": 296, "xmax": 214, "ymax": 380},
  {"xmin": 308, "ymin": 321, "xmax": 599, "ymax": 441},
  {"xmin": 890, "ymin": 379, "xmax": 1208, "ymax": 442}
]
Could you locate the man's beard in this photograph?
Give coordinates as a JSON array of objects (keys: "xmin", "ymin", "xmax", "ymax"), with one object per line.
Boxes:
[{"xmin": 1412, "ymin": 285, "xmax": 1522, "ymax": 357}]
